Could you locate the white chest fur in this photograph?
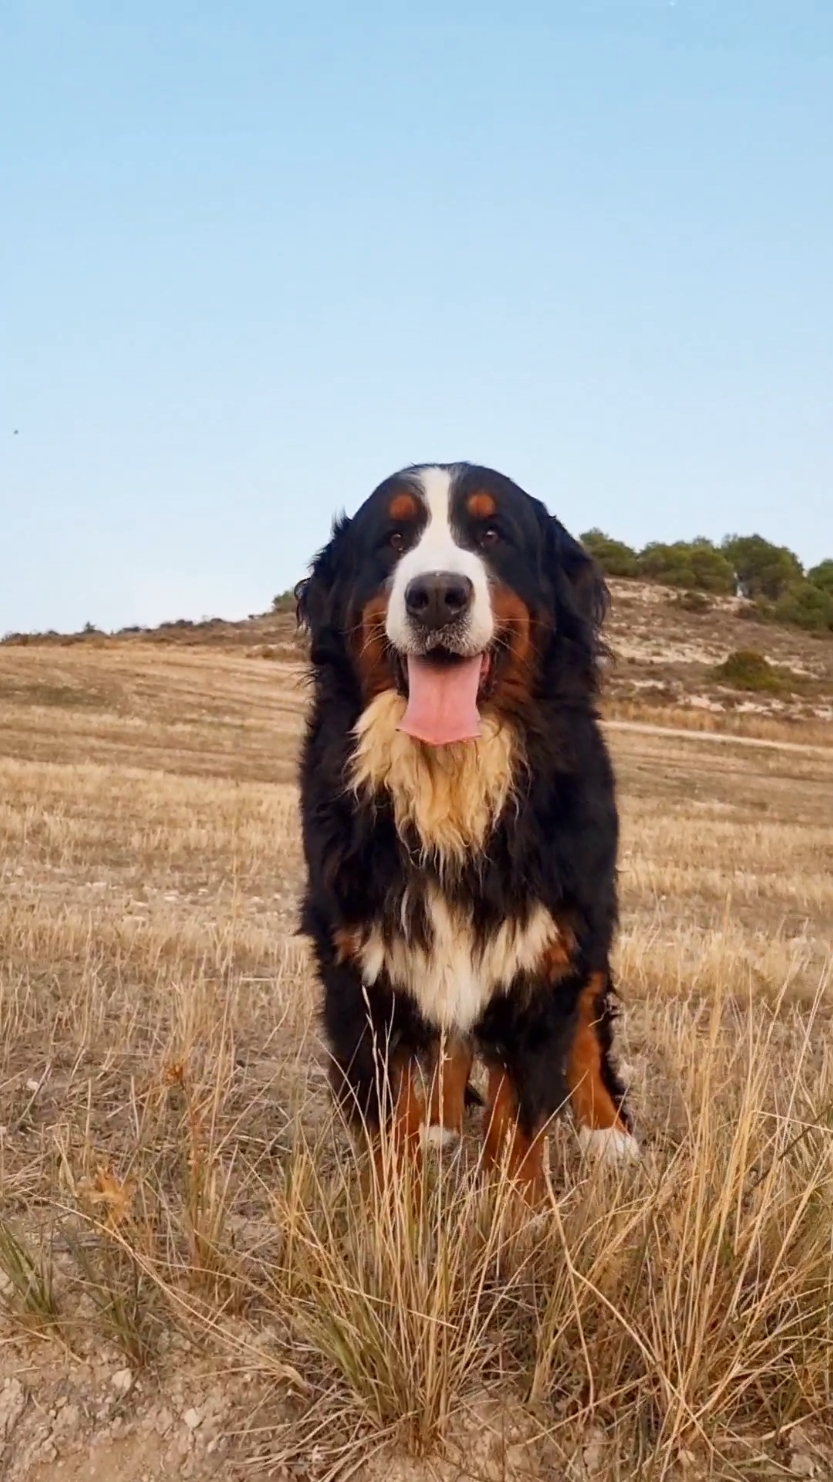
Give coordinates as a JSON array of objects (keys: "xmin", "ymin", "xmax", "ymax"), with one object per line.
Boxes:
[
  {"xmin": 350, "ymin": 689, "xmax": 557, "ymax": 1030},
  {"xmin": 359, "ymin": 886, "xmax": 561, "ymax": 1033}
]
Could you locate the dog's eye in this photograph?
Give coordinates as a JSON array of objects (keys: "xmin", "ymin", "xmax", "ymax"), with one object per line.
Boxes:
[
  {"xmin": 479, "ymin": 527, "xmax": 500, "ymax": 549},
  {"xmin": 388, "ymin": 530, "xmax": 406, "ymax": 553}
]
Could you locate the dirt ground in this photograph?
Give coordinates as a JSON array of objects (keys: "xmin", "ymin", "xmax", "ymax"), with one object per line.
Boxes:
[{"xmin": 1, "ymin": 630, "xmax": 833, "ymax": 1480}]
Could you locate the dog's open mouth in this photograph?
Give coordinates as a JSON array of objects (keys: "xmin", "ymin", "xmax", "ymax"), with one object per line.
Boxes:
[{"xmin": 395, "ymin": 647, "xmax": 494, "ymax": 746}]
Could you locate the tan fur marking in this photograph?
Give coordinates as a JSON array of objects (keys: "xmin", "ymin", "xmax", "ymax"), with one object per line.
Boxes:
[
  {"xmin": 333, "ymin": 926, "xmax": 363, "ymax": 965},
  {"xmin": 467, "ymin": 490, "xmax": 497, "ymax": 519},
  {"xmin": 566, "ymin": 974, "xmax": 628, "ymax": 1134},
  {"xmin": 427, "ymin": 1037, "xmax": 473, "ymax": 1135},
  {"xmin": 367, "ymin": 1053, "xmax": 426, "ymax": 1195},
  {"xmin": 353, "ymin": 594, "xmax": 392, "ymax": 699},
  {"xmin": 538, "ymin": 921, "xmax": 577, "ymax": 980},
  {"xmin": 388, "ymin": 491, "xmax": 419, "ymax": 521},
  {"xmin": 350, "ymin": 689, "xmax": 518, "ymax": 866},
  {"xmin": 483, "ymin": 1067, "xmax": 545, "ymax": 1202},
  {"xmin": 489, "ymin": 583, "xmax": 540, "ymax": 711}
]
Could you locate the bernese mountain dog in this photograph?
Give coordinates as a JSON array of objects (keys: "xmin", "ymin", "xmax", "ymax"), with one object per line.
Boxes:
[{"xmin": 296, "ymin": 462, "xmax": 638, "ymax": 1201}]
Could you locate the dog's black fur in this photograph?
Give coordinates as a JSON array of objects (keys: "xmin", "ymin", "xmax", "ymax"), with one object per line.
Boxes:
[{"xmin": 295, "ymin": 463, "xmax": 630, "ymax": 1150}]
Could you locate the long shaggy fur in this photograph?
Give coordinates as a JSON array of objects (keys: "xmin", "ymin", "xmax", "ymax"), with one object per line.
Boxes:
[
  {"xmin": 350, "ymin": 690, "xmax": 519, "ymax": 868},
  {"xmin": 296, "ymin": 462, "xmax": 633, "ymax": 1172}
]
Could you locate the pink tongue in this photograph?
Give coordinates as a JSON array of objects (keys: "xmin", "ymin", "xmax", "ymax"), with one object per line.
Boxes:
[{"xmin": 398, "ymin": 655, "xmax": 483, "ymax": 746}]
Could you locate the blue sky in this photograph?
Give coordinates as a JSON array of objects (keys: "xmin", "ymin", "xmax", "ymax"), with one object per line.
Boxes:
[{"xmin": 2, "ymin": 0, "xmax": 832, "ymax": 633}]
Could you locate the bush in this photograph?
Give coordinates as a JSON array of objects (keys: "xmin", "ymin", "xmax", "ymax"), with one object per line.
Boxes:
[
  {"xmin": 721, "ymin": 535, "xmax": 803, "ymax": 601},
  {"xmin": 807, "ymin": 559, "xmax": 833, "ymax": 596},
  {"xmin": 272, "ymin": 590, "xmax": 296, "ymax": 614},
  {"xmin": 579, "ymin": 530, "xmax": 639, "ymax": 578},
  {"xmin": 637, "ymin": 541, "xmax": 735, "ymax": 594},
  {"xmin": 773, "ymin": 580, "xmax": 833, "ymax": 633},
  {"xmin": 713, "ymin": 650, "xmax": 785, "ymax": 693},
  {"xmin": 555, "ymin": 521, "xmax": 833, "ymax": 637}
]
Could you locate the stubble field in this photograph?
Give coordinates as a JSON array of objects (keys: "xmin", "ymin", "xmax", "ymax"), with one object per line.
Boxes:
[{"xmin": 1, "ymin": 635, "xmax": 832, "ymax": 1482}]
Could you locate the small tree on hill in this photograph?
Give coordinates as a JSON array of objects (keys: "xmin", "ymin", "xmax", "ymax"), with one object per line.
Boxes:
[
  {"xmin": 721, "ymin": 534, "xmax": 803, "ymax": 601},
  {"xmin": 637, "ymin": 540, "xmax": 735, "ymax": 594},
  {"xmin": 774, "ymin": 579, "xmax": 833, "ymax": 633},
  {"xmin": 807, "ymin": 559, "xmax": 833, "ymax": 596},
  {"xmin": 579, "ymin": 530, "xmax": 639, "ymax": 578}
]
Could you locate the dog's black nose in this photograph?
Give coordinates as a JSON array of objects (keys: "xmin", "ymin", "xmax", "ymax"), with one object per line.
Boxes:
[{"xmin": 404, "ymin": 572, "xmax": 474, "ymax": 631}]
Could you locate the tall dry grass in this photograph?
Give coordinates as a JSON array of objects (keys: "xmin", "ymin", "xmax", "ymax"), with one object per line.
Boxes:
[{"xmin": 1, "ymin": 657, "xmax": 833, "ymax": 1478}]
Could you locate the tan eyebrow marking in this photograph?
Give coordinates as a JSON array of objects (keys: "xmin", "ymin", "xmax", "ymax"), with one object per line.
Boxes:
[
  {"xmin": 467, "ymin": 491, "xmax": 497, "ymax": 519},
  {"xmin": 388, "ymin": 491, "xmax": 419, "ymax": 521}
]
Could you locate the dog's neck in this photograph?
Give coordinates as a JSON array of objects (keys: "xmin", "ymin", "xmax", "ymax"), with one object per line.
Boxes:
[{"xmin": 349, "ymin": 689, "xmax": 519, "ymax": 870}]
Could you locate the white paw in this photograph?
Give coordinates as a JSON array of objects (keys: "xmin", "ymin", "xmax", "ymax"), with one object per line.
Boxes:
[
  {"xmin": 530, "ymin": 1205, "xmax": 553, "ymax": 1234},
  {"xmin": 578, "ymin": 1126, "xmax": 641, "ymax": 1165},
  {"xmin": 420, "ymin": 1124, "xmax": 461, "ymax": 1151}
]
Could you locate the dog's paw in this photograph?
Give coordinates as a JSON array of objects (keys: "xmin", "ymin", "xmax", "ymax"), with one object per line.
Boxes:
[
  {"xmin": 578, "ymin": 1126, "xmax": 641, "ymax": 1165},
  {"xmin": 420, "ymin": 1124, "xmax": 461, "ymax": 1152}
]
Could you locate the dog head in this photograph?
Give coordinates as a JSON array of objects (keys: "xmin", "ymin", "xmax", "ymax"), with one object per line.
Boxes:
[{"xmin": 296, "ymin": 463, "xmax": 607, "ymax": 743}]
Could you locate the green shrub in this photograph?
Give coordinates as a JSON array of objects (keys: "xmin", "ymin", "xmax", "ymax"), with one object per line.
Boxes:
[
  {"xmin": 638, "ymin": 541, "xmax": 735, "ymax": 594},
  {"xmin": 579, "ymin": 530, "xmax": 639, "ymax": 578},
  {"xmin": 713, "ymin": 650, "xmax": 785, "ymax": 693},
  {"xmin": 721, "ymin": 535, "xmax": 803, "ymax": 601},
  {"xmin": 807, "ymin": 559, "xmax": 833, "ymax": 596},
  {"xmin": 773, "ymin": 580, "xmax": 833, "ymax": 633}
]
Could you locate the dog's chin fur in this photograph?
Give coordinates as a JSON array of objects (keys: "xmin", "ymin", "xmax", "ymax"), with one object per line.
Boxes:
[{"xmin": 349, "ymin": 688, "xmax": 519, "ymax": 870}]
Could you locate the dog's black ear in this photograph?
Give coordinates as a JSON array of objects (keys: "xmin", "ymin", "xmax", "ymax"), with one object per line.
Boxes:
[
  {"xmin": 549, "ymin": 517, "xmax": 609, "ymax": 634},
  {"xmin": 295, "ymin": 513, "xmax": 353, "ymax": 643}
]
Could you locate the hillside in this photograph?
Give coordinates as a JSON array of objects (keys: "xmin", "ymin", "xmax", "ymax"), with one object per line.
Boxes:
[
  {"xmin": 1, "ymin": 609, "xmax": 833, "ymax": 1479},
  {"xmin": 4, "ymin": 577, "xmax": 832, "ymax": 752}
]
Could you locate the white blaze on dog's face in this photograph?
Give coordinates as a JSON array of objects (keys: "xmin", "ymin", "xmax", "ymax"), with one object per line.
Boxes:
[
  {"xmin": 385, "ymin": 467, "xmax": 495, "ymax": 747},
  {"xmin": 301, "ymin": 460, "xmax": 602, "ymax": 751},
  {"xmin": 385, "ymin": 466, "xmax": 495, "ymax": 658}
]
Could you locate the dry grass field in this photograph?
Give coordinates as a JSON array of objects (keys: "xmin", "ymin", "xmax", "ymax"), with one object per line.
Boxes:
[{"xmin": 1, "ymin": 629, "xmax": 833, "ymax": 1481}]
